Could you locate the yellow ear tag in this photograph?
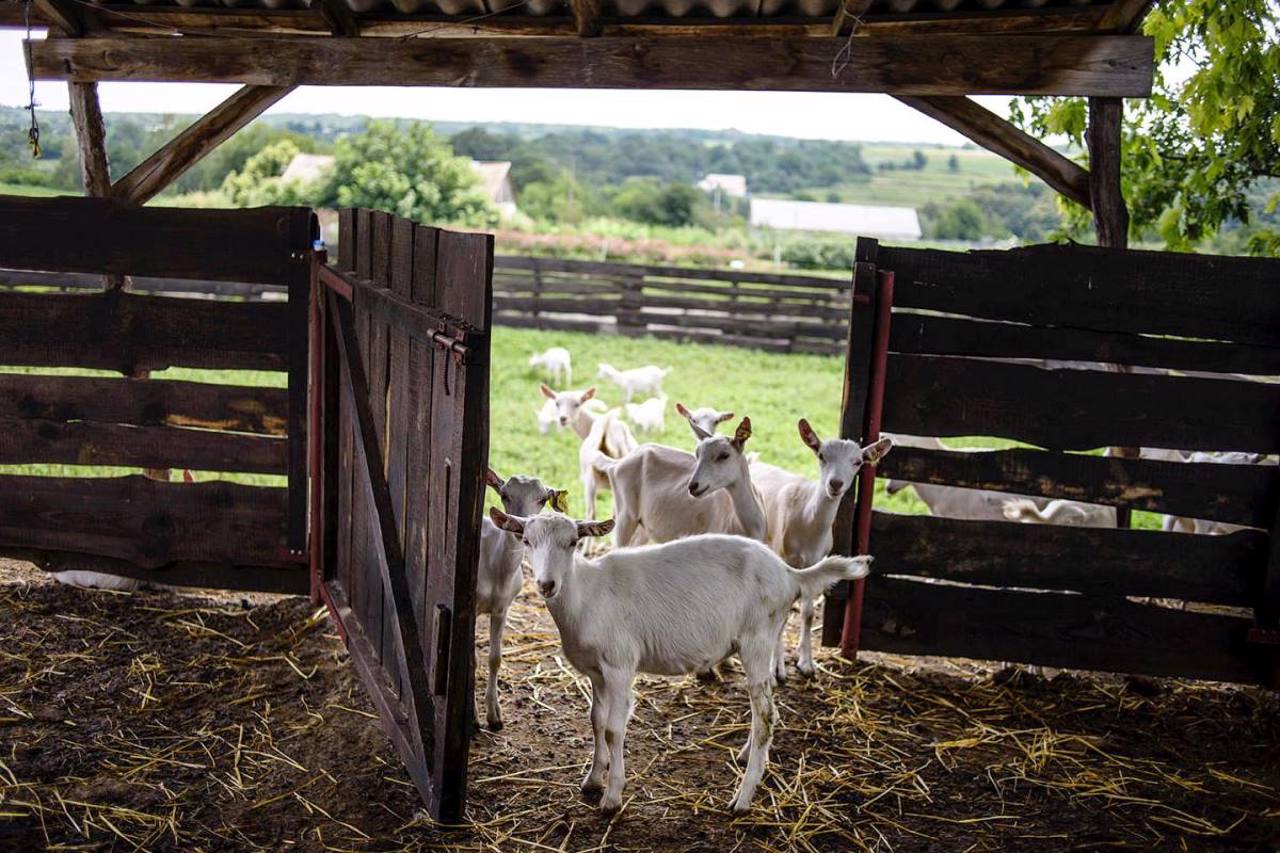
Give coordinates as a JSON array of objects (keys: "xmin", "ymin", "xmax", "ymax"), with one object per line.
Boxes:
[{"xmin": 551, "ymin": 491, "xmax": 569, "ymax": 513}]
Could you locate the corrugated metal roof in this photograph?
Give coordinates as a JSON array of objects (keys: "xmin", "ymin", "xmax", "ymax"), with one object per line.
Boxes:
[{"xmin": 750, "ymin": 198, "xmax": 922, "ymax": 240}]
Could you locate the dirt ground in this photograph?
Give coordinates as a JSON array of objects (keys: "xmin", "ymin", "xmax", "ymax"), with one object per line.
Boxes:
[{"xmin": 2, "ymin": 559, "xmax": 1279, "ymax": 852}]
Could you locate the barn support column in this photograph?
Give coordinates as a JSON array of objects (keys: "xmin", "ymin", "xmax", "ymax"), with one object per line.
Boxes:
[{"xmin": 1087, "ymin": 96, "xmax": 1137, "ymax": 528}]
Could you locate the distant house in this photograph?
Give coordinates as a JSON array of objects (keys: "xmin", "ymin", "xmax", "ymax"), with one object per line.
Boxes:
[
  {"xmin": 750, "ymin": 198, "xmax": 922, "ymax": 242},
  {"xmin": 280, "ymin": 153, "xmax": 334, "ymax": 185},
  {"xmin": 470, "ymin": 160, "xmax": 519, "ymax": 218},
  {"xmin": 697, "ymin": 173, "xmax": 748, "ymax": 198}
]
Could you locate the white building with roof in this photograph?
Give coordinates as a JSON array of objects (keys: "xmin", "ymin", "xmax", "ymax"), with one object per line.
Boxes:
[
  {"xmin": 750, "ymin": 198, "xmax": 922, "ymax": 242},
  {"xmin": 469, "ymin": 160, "xmax": 519, "ymax": 218},
  {"xmin": 697, "ymin": 173, "xmax": 749, "ymax": 198},
  {"xmin": 280, "ymin": 153, "xmax": 334, "ymax": 185}
]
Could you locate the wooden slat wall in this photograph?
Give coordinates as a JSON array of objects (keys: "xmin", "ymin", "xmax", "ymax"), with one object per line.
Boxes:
[{"xmin": 833, "ymin": 238, "xmax": 1280, "ymax": 685}]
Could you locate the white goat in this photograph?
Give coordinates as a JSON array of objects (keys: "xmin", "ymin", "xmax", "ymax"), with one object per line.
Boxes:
[
  {"xmin": 1003, "ymin": 498, "xmax": 1117, "ymax": 527},
  {"xmin": 624, "ymin": 395, "xmax": 667, "ymax": 434},
  {"xmin": 596, "ymin": 363, "xmax": 670, "ymax": 403},
  {"xmin": 882, "ymin": 435, "xmax": 1053, "ymax": 521},
  {"xmin": 535, "ymin": 398, "xmax": 560, "ymax": 435},
  {"xmin": 603, "ymin": 416, "xmax": 767, "ymax": 548},
  {"xmin": 752, "ymin": 420, "xmax": 892, "ymax": 678},
  {"xmin": 489, "ymin": 508, "xmax": 872, "ymax": 814},
  {"xmin": 529, "ymin": 346, "xmax": 572, "ymax": 387},
  {"xmin": 475, "ymin": 469, "xmax": 566, "ymax": 731},
  {"xmin": 676, "ymin": 402, "xmax": 735, "ymax": 436},
  {"xmin": 540, "ymin": 384, "xmax": 637, "ymax": 519},
  {"xmin": 52, "ymin": 570, "xmax": 141, "ymax": 592}
]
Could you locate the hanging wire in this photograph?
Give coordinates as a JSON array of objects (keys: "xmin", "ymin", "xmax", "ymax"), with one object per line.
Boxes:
[
  {"xmin": 22, "ymin": 0, "xmax": 41, "ymax": 158},
  {"xmin": 830, "ymin": 13, "xmax": 864, "ymax": 79}
]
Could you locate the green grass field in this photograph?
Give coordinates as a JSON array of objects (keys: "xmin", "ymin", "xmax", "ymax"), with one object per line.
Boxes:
[
  {"xmin": 0, "ymin": 323, "xmax": 1161, "ymax": 528},
  {"xmin": 0, "ymin": 183, "xmax": 70, "ymax": 198}
]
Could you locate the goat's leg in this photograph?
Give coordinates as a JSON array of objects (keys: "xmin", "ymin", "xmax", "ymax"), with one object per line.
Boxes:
[
  {"xmin": 732, "ymin": 638, "xmax": 779, "ymax": 813},
  {"xmin": 485, "ymin": 607, "xmax": 508, "ymax": 731},
  {"xmin": 796, "ymin": 595, "xmax": 817, "ymax": 678},
  {"xmin": 599, "ymin": 667, "xmax": 634, "ymax": 814},
  {"xmin": 582, "ymin": 470, "xmax": 597, "ymax": 521},
  {"xmin": 772, "ymin": 616, "xmax": 788, "ymax": 684},
  {"xmin": 582, "ymin": 671, "xmax": 610, "ymax": 797}
]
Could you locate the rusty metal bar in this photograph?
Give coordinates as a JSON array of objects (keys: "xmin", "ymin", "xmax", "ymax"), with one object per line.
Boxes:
[{"xmin": 841, "ymin": 269, "xmax": 895, "ymax": 657}]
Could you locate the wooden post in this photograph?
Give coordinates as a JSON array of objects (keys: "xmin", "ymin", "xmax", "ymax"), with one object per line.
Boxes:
[{"xmin": 1087, "ymin": 96, "xmax": 1137, "ymax": 528}]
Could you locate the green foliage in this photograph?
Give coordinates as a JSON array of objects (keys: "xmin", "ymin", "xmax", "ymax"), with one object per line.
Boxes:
[
  {"xmin": 777, "ymin": 236, "xmax": 855, "ymax": 271},
  {"xmin": 947, "ymin": 154, "xmax": 960, "ymax": 173},
  {"xmin": 322, "ymin": 120, "xmax": 497, "ymax": 227},
  {"xmin": 921, "ymin": 199, "xmax": 992, "ymax": 241},
  {"xmin": 518, "ymin": 169, "xmax": 591, "ymax": 224},
  {"xmin": 609, "ymin": 178, "xmax": 706, "ymax": 227},
  {"xmin": 220, "ymin": 140, "xmax": 321, "ymax": 207},
  {"xmin": 1010, "ymin": 0, "xmax": 1280, "ymax": 253}
]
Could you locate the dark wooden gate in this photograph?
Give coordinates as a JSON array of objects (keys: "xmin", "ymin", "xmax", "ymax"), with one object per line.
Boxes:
[
  {"xmin": 312, "ymin": 209, "xmax": 492, "ymax": 821},
  {"xmin": 824, "ymin": 237, "xmax": 1280, "ymax": 686}
]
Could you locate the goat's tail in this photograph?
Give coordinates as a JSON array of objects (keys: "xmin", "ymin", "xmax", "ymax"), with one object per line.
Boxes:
[
  {"xmin": 1001, "ymin": 498, "xmax": 1043, "ymax": 523},
  {"xmin": 790, "ymin": 555, "xmax": 872, "ymax": 602}
]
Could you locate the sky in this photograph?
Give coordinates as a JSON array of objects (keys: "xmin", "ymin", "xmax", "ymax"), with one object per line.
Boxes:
[{"xmin": 0, "ymin": 30, "xmax": 1013, "ymax": 145}]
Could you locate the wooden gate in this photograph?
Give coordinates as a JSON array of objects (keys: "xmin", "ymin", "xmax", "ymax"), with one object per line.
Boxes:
[
  {"xmin": 312, "ymin": 209, "xmax": 493, "ymax": 821},
  {"xmin": 824, "ymin": 237, "xmax": 1280, "ymax": 686}
]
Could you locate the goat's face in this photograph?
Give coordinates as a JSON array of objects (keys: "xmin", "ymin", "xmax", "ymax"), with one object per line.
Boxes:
[
  {"xmin": 541, "ymin": 384, "xmax": 595, "ymax": 428},
  {"xmin": 489, "ymin": 510, "xmax": 613, "ymax": 599},
  {"xmin": 688, "ymin": 417, "xmax": 751, "ymax": 498},
  {"xmin": 798, "ymin": 419, "xmax": 893, "ymax": 500},
  {"xmin": 485, "ymin": 469, "xmax": 567, "ymax": 519},
  {"xmin": 677, "ymin": 402, "xmax": 735, "ymax": 437}
]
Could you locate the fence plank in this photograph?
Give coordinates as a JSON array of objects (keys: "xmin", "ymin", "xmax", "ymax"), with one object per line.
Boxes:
[
  {"xmin": 0, "ymin": 475, "xmax": 290, "ymax": 569},
  {"xmin": 0, "ymin": 374, "xmax": 288, "ymax": 436},
  {"xmin": 881, "ymin": 242, "xmax": 1280, "ymax": 346},
  {"xmin": 889, "ymin": 312, "xmax": 1280, "ymax": 378},
  {"xmin": 880, "ymin": 446, "xmax": 1277, "ymax": 527},
  {"xmin": 0, "ymin": 417, "xmax": 288, "ymax": 473},
  {"xmin": 862, "ymin": 576, "xmax": 1262, "ymax": 683},
  {"xmin": 883, "ymin": 354, "xmax": 1280, "ymax": 453},
  {"xmin": 0, "ymin": 196, "xmax": 311, "ymax": 284},
  {"xmin": 0, "ymin": 290, "xmax": 288, "ymax": 372},
  {"xmin": 870, "ymin": 511, "xmax": 1265, "ymax": 606}
]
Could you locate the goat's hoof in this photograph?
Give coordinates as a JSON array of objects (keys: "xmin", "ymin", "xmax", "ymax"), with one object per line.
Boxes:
[
  {"xmin": 581, "ymin": 778, "xmax": 604, "ymax": 799},
  {"xmin": 487, "ymin": 719, "xmax": 504, "ymax": 732},
  {"xmin": 695, "ymin": 669, "xmax": 721, "ymax": 684},
  {"xmin": 728, "ymin": 795, "xmax": 751, "ymax": 815},
  {"xmin": 796, "ymin": 662, "xmax": 815, "ymax": 679},
  {"xmin": 773, "ymin": 671, "xmax": 788, "ymax": 686},
  {"xmin": 599, "ymin": 793, "xmax": 623, "ymax": 814}
]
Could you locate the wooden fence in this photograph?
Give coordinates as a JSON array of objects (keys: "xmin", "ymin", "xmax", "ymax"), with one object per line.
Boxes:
[
  {"xmin": 2, "ymin": 255, "xmax": 853, "ymax": 355},
  {"xmin": 0, "ymin": 195, "xmax": 317, "ymax": 593},
  {"xmin": 823, "ymin": 237, "xmax": 1280, "ymax": 686}
]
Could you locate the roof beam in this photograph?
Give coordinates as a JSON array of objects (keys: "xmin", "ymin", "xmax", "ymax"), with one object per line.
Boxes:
[
  {"xmin": 112, "ymin": 84, "xmax": 294, "ymax": 205},
  {"xmin": 896, "ymin": 95, "xmax": 1092, "ymax": 209},
  {"xmin": 27, "ymin": 34, "xmax": 1156, "ymax": 97},
  {"xmin": 314, "ymin": 0, "xmax": 359, "ymax": 36},
  {"xmin": 1099, "ymin": 0, "xmax": 1156, "ymax": 32},
  {"xmin": 831, "ymin": 0, "xmax": 873, "ymax": 36},
  {"xmin": 67, "ymin": 81, "xmax": 111, "ymax": 197}
]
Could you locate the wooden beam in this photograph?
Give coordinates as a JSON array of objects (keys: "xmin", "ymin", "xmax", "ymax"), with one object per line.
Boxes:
[
  {"xmin": 67, "ymin": 82, "xmax": 111, "ymax": 197},
  {"xmin": 1087, "ymin": 97, "xmax": 1128, "ymax": 248},
  {"xmin": 112, "ymin": 85, "xmax": 293, "ymax": 205},
  {"xmin": 1099, "ymin": 0, "xmax": 1157, "ymax": 32},
  {"xmin": 34, "ymin": 0, "xmax": 96, "ymax": 35},
  {"xmin": 831, "ymin": 0, "xmax": 873, "ymax": 36},
  {"xmin": 896, "ymin": 95, "xmax": 1092, "ymax": 209},
  {"xmin": 571, "ymin": 0, "xmax": 603, "ymax": 37},
  {"xmin": 27, "ymin": 34, "xmax": 1156, "ymax": 97},
  {"xmin": 314, "ymin": 0, "xmax": 359, "ymax": 36}
]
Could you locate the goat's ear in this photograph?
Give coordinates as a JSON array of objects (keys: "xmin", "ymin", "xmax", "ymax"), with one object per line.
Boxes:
[
  {"xmin": 731, "ymin": 417, "xmax": 752, "ymax": 452},
  {"xmin": 539, "ymin": 383, "xmax": 557, "ymax": 400},
  {"xmin": 484, "ymin": 468, "xmax": 505, "ymax": 492},
  {"xmin": 548, "ymin": 489, "xmax": 569, "ymax": 513},
  {"xmin": 675, "ymin": 402, "xmax": 691, "ymax": 419},
  {"xmin": 798, "ymin": 418, "xmax": 822, "ymax": 452},
  {"xmin": 490, "ymin": 507, "xmax": 526, "ymax": 535},
  {"xmin": 581, "ymin": 386, "xmax": 596, "ymax": 402},
  {"xmin": 716, "ymin": 411, "xmax": 735, "ymax": 424},
  {"xmin": 576, "ymin": 518, "xmax": 615, "ymax": 539},
  {"xmin": 863, "ymin": 436, "xmax": 894, "ymax": 465}
]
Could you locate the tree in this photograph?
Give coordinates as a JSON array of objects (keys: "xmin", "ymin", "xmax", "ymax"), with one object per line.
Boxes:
[
  {"xmin": 923, "ymin": 199, "xmax": 991, "ymax": 241},
  {"xmin": 611, "ymin": 178, "xmax": 705, "ymax": 227},
  {"xmin": 1009, "ymin": 0, "xmax": 1280, "ymax": 254},
  {"xmin": 947, "ymin": 154, "xmax": 960, "ymax": 173},
  {"xmin": 321, "ymin": 120, "xmax": 497, "ymax": 227},
  {"xmin": 221, "ymin": 139, "xmax": 322, "ymax": 207},
  {"xmin": 911, "ymin": 150, "xmax": 928, "ymax": 170}
]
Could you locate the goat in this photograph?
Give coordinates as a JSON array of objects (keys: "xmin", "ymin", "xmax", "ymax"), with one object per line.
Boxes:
[
  {"xmin": 476, "ymin": 469, "xmax": 567, "ymax": 731},
  {"xmin": 1003, "ymin": 498, "xmax": 1117, "ymax": 527},
  {"xmin": 596, "ymin": 363, "xmax": 670, "ymax": 403},
  {"xmin": 624, "ymin": 395, "xmax": 667, "ymax": 434},
  {"xmin": 540, "ymin": 384, "xmax": 637, "ymax": 519},
  {"xmin": 881, "ymin": 435, "xmax": 1053, "ymax": 522},
  {"xmin": 529, "ymin": 346, "xmax": 572, "ymax": 387},
  {"xmin": 535, "ymin": 398, "xmax": 560, "ymax": 435},
  {"xmin": 1162, "ymin": 451, "xmax": 1270, "ymax": 535},
  {"xmin": 675, "ymin": 402, "xmax": 735, "ymax": 436},
  {"xmin": 751, "ymin": 420, "xmax": 892, "ymax": 678},
  {"xmin": 603, "ymin": 416, "xmax": 767, "ymax": 549},
  {"xmin": 490, "ymin": 507, "xmax": 872, "ymax": 814}
]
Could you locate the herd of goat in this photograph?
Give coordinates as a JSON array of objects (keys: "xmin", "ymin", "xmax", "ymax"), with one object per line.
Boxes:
[{"xmin": 38, "ymin": 343, "xmax": 1271, "ymax": 815}]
